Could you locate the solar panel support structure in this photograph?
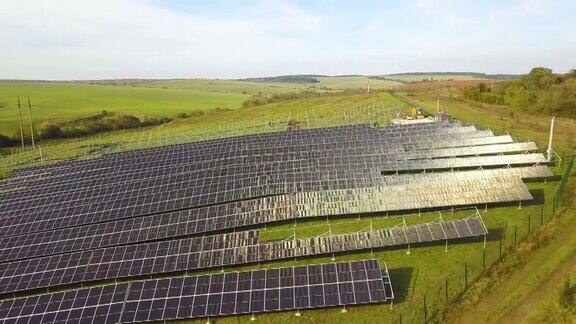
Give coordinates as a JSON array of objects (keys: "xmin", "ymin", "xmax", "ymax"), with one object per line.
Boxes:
[
  {"xmin": 546, "ymin": 116, "xmax": 562, "ymax": 163},
  {"xmin": 547, "ymin": 116, "xmax": 555, "ymax": 162}
]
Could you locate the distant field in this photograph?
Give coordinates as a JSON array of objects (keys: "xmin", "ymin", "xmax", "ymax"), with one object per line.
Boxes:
[
  {"xmin": 398, "ymin": 79, "xmax": 503, "ymax": 91},
  {"xmin": 85, "ymin": 78, "xmax": 307, "ymax": 95},
  {"xmin": 382, "ymin": 73, "xmax": 491, "ymax": 82},
  {"xmin": 0, "ymin": 81, "xmax": 249, "ymax": 134},
  {"xmin": 315, "ymin": 76, "xmax": 400, "ymax": 90},
  {"xmin": 0, "ymin": 77, "xmax": 403, "ymax": 134},
  {"xmin": 0, "ymin": 92, "xmax": 409, "ymax": 175}
]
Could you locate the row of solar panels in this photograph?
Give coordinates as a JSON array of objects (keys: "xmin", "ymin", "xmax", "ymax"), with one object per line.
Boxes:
[
  {"xmin": 0, "ymin": 216, "xmax": 486, "ymax": 295},
  {"xmin": 0, "ymin": 156, "xmax": 544, "ymax": 228},
  {"xmin": 0, "ymin": 124, "xmax": 495, "ymax": 202},
  {"xmin": 0, "ymin": 140, "xmax": 540, "ymax": 208},
  {"xmin": 1, "ymin": 121, "xmax": 462, "ymax": 183},
  {"xmin": 0, "ymin": 165, "xmax": 545, "ymax": 238},
  {"xmin": 0, "ymin": 260, "xmax": 393, "ymax": 324},
  {"xmin": 0, "ymin": 159, "xmax": 547, "ymax": 228},
  {"xmin": 0, "ymin": 121, "xmax": 542, "ymax": 323}
]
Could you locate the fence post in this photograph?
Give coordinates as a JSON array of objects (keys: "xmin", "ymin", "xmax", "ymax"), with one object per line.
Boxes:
[
  {"xmin": 464, "ymin": 262, "xmax": 468, "ymax": 287},
  {"xmin": 445, "ymin": 277, "xmax": 448, "ymax": 302},
  {"xmin": 423, "ymin": 296, "xmax": 427, "ymax": 324},
  {"xmin": 482, "ymin": 248, "xmax": 486, "ymax": 270}
]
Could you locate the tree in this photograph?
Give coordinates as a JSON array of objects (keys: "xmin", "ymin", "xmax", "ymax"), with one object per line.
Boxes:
[
  {"xmin": 522, "ymin": 67, "xmax": 554, "ymax": 90},
  {"xmin": 503, "ymin": 82, "xmax": 537, "ymax": 111}
]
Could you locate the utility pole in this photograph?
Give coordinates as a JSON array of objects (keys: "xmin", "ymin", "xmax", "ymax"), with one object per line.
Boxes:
[
  {"xmin": 17, "ymin": 97, "xmax": 25, "ymax": 148},
  {"xmin": 367, "ymin": 80, "xmax": 370, "ymax": 93},
  {"xmin": 27, "ymin": 97, "xmax": 35, "ymax": 149}
]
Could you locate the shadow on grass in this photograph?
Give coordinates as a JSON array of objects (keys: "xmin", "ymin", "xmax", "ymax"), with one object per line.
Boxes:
[
  {"xmin": 388, "ymin": 267, "xmax": 414, "ymax": 303},
  {"xmin": 526, "ymin": 188, "xmax": 545, "ymax": 206}
]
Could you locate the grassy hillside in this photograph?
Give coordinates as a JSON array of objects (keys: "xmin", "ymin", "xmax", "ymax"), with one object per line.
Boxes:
[
  {"xmin": 315, "ymin": 76, "xmax": 399, "ymax": 90},
  {"xmin": 0, "ymin": 92, "xmax": 409, "ymax": 176},
  {"xmin": 0, "ymin": 81, "xmax": 250, "ymax": 134},
  {"xmin": 382, "ymin": 72, "xmax": 509, "ymax": 82},
  {"xmin": 82, "ymin": 78, "xmax": 306, "ymax": 95}
]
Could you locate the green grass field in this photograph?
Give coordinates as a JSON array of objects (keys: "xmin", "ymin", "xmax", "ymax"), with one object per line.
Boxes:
[
  {"xmin": 0, "ymin": 81, "xmax": 251, "ymax": 134},
  {"xmin": 0, "ymin": 77, "xmax": 403, "ymax": 135},
  {"xmin": 83, "ymin": 78, "xmax": 308, "ymax": 95},
  {"xmin": 314, "ymin": 76, "xmax": 399, "ymax": 90},
  {"xmin": 0, "ymin": 92, "xmax": 410, "ymax": 176},
  {"xmin": 381, "ymin": 73, "xmax": 491, "ymax": 82}
]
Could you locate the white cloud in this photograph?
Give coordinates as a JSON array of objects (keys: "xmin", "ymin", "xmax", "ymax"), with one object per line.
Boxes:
[
  {"xmin": 0, "ymin": 0, "xmax": 323, "ymax": 79},
  {"xmin": 0, "ymin": 0, "xmax": 573, "ymax": 79},
  {"xmin": 489, "ymin": 0, "xmax": 548, "ymax": 21}
]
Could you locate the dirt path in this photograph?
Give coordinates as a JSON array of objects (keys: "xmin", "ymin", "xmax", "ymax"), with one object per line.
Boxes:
[
  {"xmin": 499, "ymin": 247, "xmax": 576, "ymax": 322},
  {"xmin": 457, "ymin": 214, "xmax": 576, "ymax": 324}
]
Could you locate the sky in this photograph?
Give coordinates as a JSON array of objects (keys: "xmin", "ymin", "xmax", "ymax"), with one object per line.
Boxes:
[{"xmin": 0, "ymin": 0, "xmax": 574, "ymax": 80}]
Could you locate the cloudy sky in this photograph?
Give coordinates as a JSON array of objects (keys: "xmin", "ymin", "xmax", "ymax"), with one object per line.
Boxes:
[{"xmin": 1, "ymin": 0, "xmax": 574, "ymax": 80}]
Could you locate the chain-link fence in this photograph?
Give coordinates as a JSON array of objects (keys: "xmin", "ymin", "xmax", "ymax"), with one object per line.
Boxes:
[
  {"xmin": 392, "ymin": 157, "xmax": 575, "ymax": 323},
  {"xmin": 553, "ymin": 156, "xmax": 575, "ymax": 214}
]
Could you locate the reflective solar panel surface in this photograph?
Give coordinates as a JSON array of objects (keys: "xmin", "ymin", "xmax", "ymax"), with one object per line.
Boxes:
[
  {"xmin": 0, "ymin": 120, "xmax": 551, "ymax": 322},
  {"xmin": 0, "ymin": 260, "xmax": 392, "ymax": 323}
]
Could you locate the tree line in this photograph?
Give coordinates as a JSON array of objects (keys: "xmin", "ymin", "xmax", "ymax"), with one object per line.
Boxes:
[{"xmin": 462, "ymin": 67, "xmax": 576, "ymax": 118}]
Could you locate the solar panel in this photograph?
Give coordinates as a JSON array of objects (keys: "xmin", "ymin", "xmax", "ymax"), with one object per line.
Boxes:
[
  {"xmin": 0, "ymin": 122, "xmax": 512, "ymax": 207},
  {"xmin": 0, "ymin": 165, "xmax": 542, "ymax": 238},
  {"xmin": 0, "ymin": 216, "xmax": 485, "ymax": 295},
  {"xmin": 0, "ymin": 260, "xmax": 392, "ymax": 323}
]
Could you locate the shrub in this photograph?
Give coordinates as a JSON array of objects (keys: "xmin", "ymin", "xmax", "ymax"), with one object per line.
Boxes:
[
  {"xmin": 176, "ymin": 112, "xmax": 190, "ymax": 118},
  {"xmin": 0, "ymin": 133, "xmax": 16, "ymax": 147},
  {"xmin": 158, "ymin": 116, "xmax": 172, "ymax": 124},
  {"xmin": 560, "ymin": 276, "xmax": 574, "ymax": 308},
  {"xmin": 140, "ymin": 117, "xmax": 160, "ymax": 126},
  {"xmin": 37, "ymin": 122, "xmax": 62, "ymax": 139},
  {"xmin": 189, "ymin": 111, "xmax": 205, "ymax": 118},
  {"xmin": 103, "ymin": 114, "xmax": 140, "ymax": 130}
]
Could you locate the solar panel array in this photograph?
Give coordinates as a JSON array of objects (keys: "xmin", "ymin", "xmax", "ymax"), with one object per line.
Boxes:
[
  {"xmin": 0, "ymin": 260, "xmax": 392, "ymax": 323},
  {"xmin": 0, "ymin": 216, "xmax": 485, "ymax": 295},
  {"xmin": 0, "ymin": 120, "xmax": 551, "ymax": 321}
]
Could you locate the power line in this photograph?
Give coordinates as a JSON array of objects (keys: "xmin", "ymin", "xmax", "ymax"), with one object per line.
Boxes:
[
  {"xmin": 17, "ymin": 97, "xmax": 25, "ymax": 148},
  {"xmin": 28, "ymin": 97, "xmax": 36, "ymax": 149}
]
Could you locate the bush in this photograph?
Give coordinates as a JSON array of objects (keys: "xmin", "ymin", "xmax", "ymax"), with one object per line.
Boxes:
[
  {"xmin": 158, "ymin": 116, "xmax": 172, "ymax": 124},
  {"xmin": 38, "ymin": 122, "xmax": 62, "ymax": 139},
  {"xmin": 0, "ymin": 133, "xmax": 16, "ymax": 147},
  {"xmin": 560, "ymin": 277, "xmax": 574, "ymax": 308},
  {"xmin": 462, "ymin": 67, "xmax": 576, "ymax": 118},
  {"xmin": 140, "ymin": 117, "xmax": 160, "ymax": 126},
  {"xmin": 103, "ymin": 114, "xmax": 140, "ymax": 130},
  {"xmin": 189, "ymin": 111, "xmax": 205, "ymax": 118},
  {"xmin": 176, "ymin": 112, "xmax": 190, "ymax": 118}
]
